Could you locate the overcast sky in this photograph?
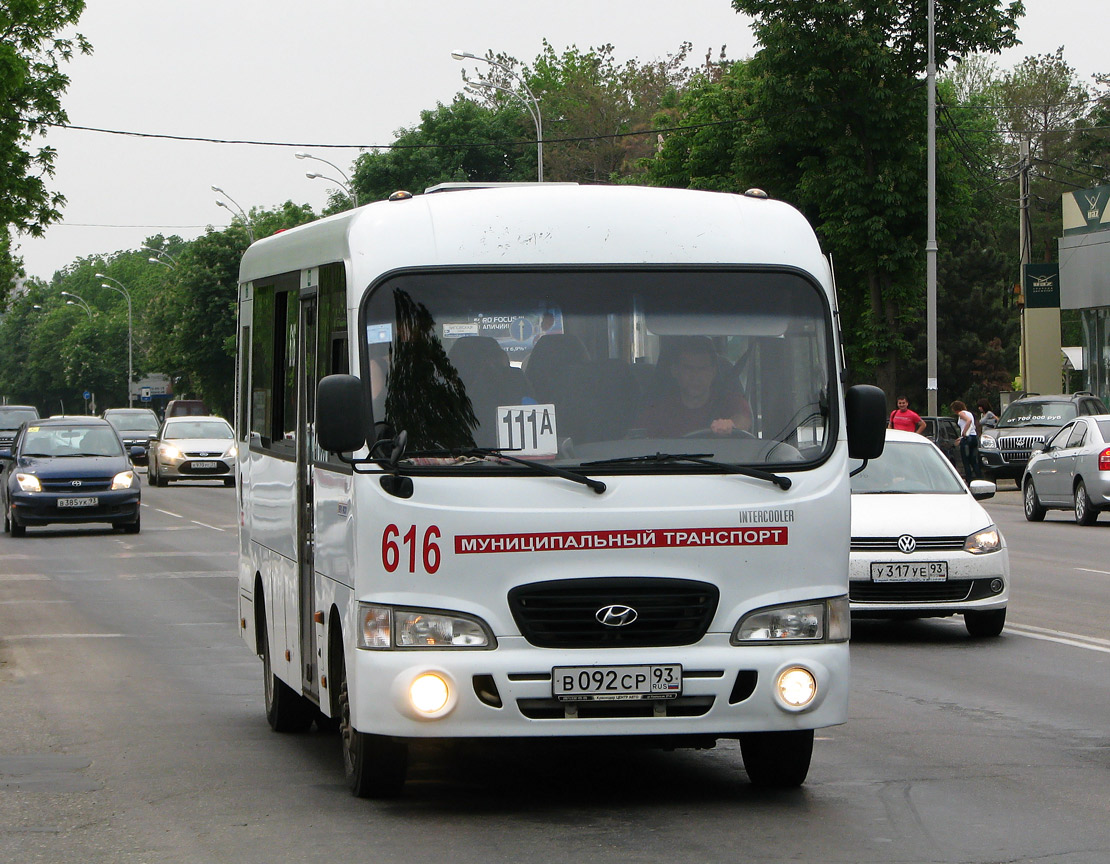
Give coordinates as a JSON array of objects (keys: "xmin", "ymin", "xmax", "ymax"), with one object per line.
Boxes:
[{"xmin": 13, "ymin": 0, "xmax": 1107, "ymax": 282}]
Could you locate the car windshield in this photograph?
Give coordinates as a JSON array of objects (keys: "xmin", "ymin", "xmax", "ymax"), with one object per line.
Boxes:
[
  {"xmin": 0, "ymin": 408, "xmax": 38, "ymax": 428},
  {"xmin": 21, "ymin": 425, "xmax": 125, "ymax": 458},
  {"xmin": 849, "ymin": 440, "xmax": 965, "ymax": 494},
  {"xmin": 357, "ymin": 268, "xmax": 834, "ymax": 470},
  {"xmin": 997, "ymin": 400, "xmax": 1076, "ymax": 428},
  {"xmin": 165, "ymin": 420, "xmax": 232, "ymax": 440},
  {"xmin": 106, "ymin": 412, "xmax": 159, "ymax": 432}
]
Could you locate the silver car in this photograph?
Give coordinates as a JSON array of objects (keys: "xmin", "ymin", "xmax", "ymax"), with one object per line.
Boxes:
[
  {"xmin": 148, "ymin": 416, "xmax": 236, "ymax": 487},
  {"xmin": 1021, "ymin": 414, "xmax": 1110, "ymax": 525}
]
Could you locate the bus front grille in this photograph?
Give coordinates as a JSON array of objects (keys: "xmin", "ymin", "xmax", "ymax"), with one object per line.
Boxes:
[{"xmin": 508, "ymin": 577, "xmax": 719, "ymax": 648}]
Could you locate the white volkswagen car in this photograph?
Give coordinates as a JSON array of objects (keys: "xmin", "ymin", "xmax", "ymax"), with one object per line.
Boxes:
[{"xmin": 849, "ymin": 430, "xmax": 1009, "ymax": 637}]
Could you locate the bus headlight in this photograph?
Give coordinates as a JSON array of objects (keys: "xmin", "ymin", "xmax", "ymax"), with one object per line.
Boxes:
[
  {"xmin": 409, "ymin": 673, "xmax": 450, "ymax": 713},
  {"xmin": 356, "ymin": 603, "xmax": 494, "ymax": 649},
  {"xmin": 731, "ymin": 597, "xmax": 849, "ymax": 644},
  {"xmin": 776, "ymin": 667, "xmax": 817, "ymax": 708}
]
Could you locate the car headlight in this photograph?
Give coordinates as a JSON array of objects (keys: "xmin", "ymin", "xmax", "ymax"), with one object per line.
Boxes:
[
  {"xmin": 15, "ymin": 473, "xmax": 42, "ymax": 493},
  {"xmin": 159, "ymin": 444, "xmax": 183, "ymax": 460},
  {"xmin": 222, "ymin": 444, "xmax": 237, "ymax": 459},
  {"xmin": 731, "ymin": 596, "xmax": 849, "ymax": 644},
  {"xmin": 356, "ymin": 603, "xmax": 494, "ymax": 649},
  {"xmin": 965, "ymin": 525, "xmax": 1002, "ymax": 554},
  {"xmin": 111, "ymin": 470, "xmax": 135, "ymax": 490},
  {"xmin": 979, "ymin": 435, "xmax": 997, "ymax": 450}
]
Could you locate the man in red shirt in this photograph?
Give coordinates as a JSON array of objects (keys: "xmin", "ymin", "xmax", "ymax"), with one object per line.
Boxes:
[{"xmin": 888, "ymin": 396, "xmax": 926, "ymax": 434}]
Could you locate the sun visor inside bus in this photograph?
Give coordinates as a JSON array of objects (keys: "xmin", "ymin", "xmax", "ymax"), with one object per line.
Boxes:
[{"xmin": 645, "ymin": 312, "xmax": 789, "ymax": 337}]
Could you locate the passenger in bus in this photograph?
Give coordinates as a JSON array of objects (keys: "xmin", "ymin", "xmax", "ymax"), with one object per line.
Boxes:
[{"xmin": 636, "ymin": 336, "xmax": 752, "ymax": 437}]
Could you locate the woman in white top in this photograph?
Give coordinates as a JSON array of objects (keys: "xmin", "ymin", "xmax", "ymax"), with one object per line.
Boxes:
[{"xmin": 951, "ymin": 400, "xmax": 982, "ymax": 480}]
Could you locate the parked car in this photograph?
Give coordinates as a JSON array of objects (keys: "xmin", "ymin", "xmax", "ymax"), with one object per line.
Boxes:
[
  {"xmin": 0, "ymin": 404, "xmax": 40, "ymax": 451},
  {"xmin": 1021, "ymin": 414, "xmax": 1110, "ymax": 525},
  {"xmin": 921, "ymin": 415, "xmax": 961, "ymax": 471},
  {"xmin": 0, "ymin": 416, "xmax": 141, "ymax": 535},
  {"xmin": 164, "ymin": 399, "xmax": 209, "ymax": 418},
  {"xmin": 979, "ymin": 391, "xmax": 1108, "ymax": 485},
  {"xmin": 148, "ymin": 416, "xmax": 236, "ymax": 486},
  {"xmin": 848, "ymin": 429, "xmax": 1009, "ymax": 637},
  {"xmin": 102, "ymin": 407, "xmax": 161, "ymax": 465}
]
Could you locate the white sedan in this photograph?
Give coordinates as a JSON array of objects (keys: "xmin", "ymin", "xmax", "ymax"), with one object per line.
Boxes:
[{"xmin": 849, "ymin": 430, "xmax": 1009, "ymax": 637}]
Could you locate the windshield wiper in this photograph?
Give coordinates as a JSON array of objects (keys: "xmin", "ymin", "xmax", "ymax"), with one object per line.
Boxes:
[
  {"xmin": 403, "ymin": 447, "xmax": 606, "ymax": 495},
  {"xmin": 582, "ymin": 452, "xmax": 791, "ymax": 490}
]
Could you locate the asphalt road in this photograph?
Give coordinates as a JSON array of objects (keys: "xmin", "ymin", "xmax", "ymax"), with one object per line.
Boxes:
[{"xmin": 1, "ymin": 479, "xmax": 1107, "ymax": 864}]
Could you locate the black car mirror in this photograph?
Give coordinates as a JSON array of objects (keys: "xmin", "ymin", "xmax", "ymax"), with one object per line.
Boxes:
[{"xmin": 130, "ymin": 446, "xmax": 146, "ymax": 459}]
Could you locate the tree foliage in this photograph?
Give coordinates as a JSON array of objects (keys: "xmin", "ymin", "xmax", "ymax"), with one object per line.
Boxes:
[{"xmin": 0, "ymin": 0, "xmax": 91, "ymax": 302}]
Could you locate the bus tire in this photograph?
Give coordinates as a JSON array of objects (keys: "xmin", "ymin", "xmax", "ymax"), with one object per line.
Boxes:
[
  {"xmin": 739, "ymin": 729, "xmax": 813, "ymax": 788},
  {"xmin": 338, "ymin": 659, "xmax": 407, "ymax": 798},
  {"xmin": 260, "ymin": 613, "xmax": 315, "ymax": 733}
]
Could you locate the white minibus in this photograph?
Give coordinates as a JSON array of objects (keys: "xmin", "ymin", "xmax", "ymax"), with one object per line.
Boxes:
[{"xmin": 235, "ymin": 183, "xmax": 885, "ymax": 797}]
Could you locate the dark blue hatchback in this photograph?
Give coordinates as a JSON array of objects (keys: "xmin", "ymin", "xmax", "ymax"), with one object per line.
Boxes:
[{"xmin": 1, "ymin": 417, "xmax": 141, "ymax": 536}]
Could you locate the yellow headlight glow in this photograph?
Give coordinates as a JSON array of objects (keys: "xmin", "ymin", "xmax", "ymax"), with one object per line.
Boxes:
[
  {"xmin": 409, "ymin": 673, "xmax": 450, "ymax": 714},
  {"xmin": 776, "ymin": 667, "xmax": 817, "ymax": 708}
]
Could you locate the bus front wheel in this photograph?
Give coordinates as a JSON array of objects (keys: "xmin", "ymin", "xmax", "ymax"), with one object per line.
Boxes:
[
  {"xmin": 338, "ymin": 659, "xmax": 407, "ymax": 798},
  {"xmin": 739, "ymin": 729, "xmax": 814, "ymax": 788}
]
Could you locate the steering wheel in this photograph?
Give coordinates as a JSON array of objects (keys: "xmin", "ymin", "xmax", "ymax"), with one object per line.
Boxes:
[{"xmin": 682, "ymin": 427, "xmax": 755, "ymax": 439}]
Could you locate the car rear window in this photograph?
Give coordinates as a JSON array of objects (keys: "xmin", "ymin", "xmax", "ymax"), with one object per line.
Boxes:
[{"xmin": 1096, "ymin": 419, "xmax": 1110, "ymax": 440}]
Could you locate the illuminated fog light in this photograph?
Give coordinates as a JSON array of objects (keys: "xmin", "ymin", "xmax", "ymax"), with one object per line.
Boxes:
[
  {"xmin": 410, "ymin": 673, "xmax": 450, "ymax": 714},
  {"xmin": 776, "ymin": 667, "xmax": 817, "ymax": 708}
]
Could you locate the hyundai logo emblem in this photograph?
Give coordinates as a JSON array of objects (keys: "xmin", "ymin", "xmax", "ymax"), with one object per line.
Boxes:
[
  {"xmin": 596, "ymin": 604, "xmax": 638, "ymax": 627},
  {"xmin": 897, "ymin": 534, "xmax": 917, "ymax": 554},
  {"xmin": 71, "ymin": 480, "xmax": 83, "ymax": 487}
]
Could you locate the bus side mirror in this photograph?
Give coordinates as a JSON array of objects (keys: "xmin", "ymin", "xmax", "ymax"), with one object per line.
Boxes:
[
  {"xmin": 317, "ymin": 374, "xmax": 371, "ymax": 454},
  {"xmin": 846, "ymin": 384, "xmax": 887, "ymax": 460}
]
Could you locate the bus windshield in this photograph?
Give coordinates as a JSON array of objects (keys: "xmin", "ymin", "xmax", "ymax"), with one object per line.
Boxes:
[{"xmin": 362, "ymin": 269, "xmax": 833, "ymax": 469}]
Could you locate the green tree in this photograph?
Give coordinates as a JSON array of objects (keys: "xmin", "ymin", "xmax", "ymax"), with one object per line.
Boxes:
[
  {"xmin": 351, "ymin": 97, "xmax": 533, "ymax": 202},
  {"xmin": 1, "ymin": 0, "xmax": 91, "ymax": 303},
  {"xmin": 647, "ymin": 0, "xmax": 1023, "ymax": 400}
]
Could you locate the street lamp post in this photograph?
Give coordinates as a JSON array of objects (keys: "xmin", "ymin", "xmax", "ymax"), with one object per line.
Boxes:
[
  {"xmin": 451, "ymin": 50, "xmax": 543, "ymax": 182},
  {"xmin": 211, "ymin": 186, "xmax": 256, "ymax": 242},
  {"xmin": 142, "ymin": 245, "xmax": 178, "ymax": 269},
  {"xmin": 60, "ymin": 291, "xmax": 94, "ymax": 319},
  {"xmin": 295, "ymin": 153, "xmax": 358, "ymax": 207},
  {"xmin": 95, "ymin": 274, "xmax": 133, "ymax": 408}
]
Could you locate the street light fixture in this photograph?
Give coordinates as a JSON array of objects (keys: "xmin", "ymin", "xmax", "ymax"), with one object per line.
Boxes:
[
  {"xmin": 95, "ymin": 274, "xmax": 134, "ymax": 407},
  {"xmin": 211, "ymin": 185, "xmax": 256, "ymax": 242},
  {"xmin": 295, "ymin": 152, "xmax": 358, "ymax": 207},
  {"xmin": 142, "ymin": 245, "xmax": 178, "ymax": 269},
  {"xmin": 451, "ymin": 50, "xmax": 543, "ymax": 182},
  {"xmin": 60, "ymin": 291, "xmax": 93, "ymax": 319}
]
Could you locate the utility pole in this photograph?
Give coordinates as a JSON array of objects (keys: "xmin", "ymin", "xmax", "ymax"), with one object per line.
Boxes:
[
  {"xmin": 1018, "ymin": 140, "xmax": 1030, "ymax": 390},
  {"xmin": 925, "ymin": 0, "xmax": 938, "ymax": 415}
]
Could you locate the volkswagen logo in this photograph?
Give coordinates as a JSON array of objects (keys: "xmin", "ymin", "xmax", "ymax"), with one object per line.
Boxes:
[
  {"xmin": 897, "ymin": 534, "xmax": 917, "ymax": 554},
  {"xmin": 71, "ymin": 480, "xmax": 83, "ymax": 487},
  {"xmin": 596, "ymin": 604, "xmax": 638, "ymax": 627}
]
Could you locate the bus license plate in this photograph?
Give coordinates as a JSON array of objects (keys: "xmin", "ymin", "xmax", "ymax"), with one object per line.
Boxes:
[
  {"xmin": 58, "ymin": 497, "xmax": 98, "ymax": 508},
  {"xmin": 870, "ymin": 561, "xmax": 948, "ymax": 582},
  {"xmin": 191, "ymin": 461, "xmax": 218, "ymax": 469},
  {"xmin": 552, "ymin": 664, "xmax": 682, "ymax": 701}
]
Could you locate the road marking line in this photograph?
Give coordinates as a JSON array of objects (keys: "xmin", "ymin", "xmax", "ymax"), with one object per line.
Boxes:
[
  {"xmin": 4, "ymin": 633, "xmax": 128, "ymax": 640},
  {"xmin": 191, "ymin": 520, "xmax": 224, "ymax": 532},
  {"xmin": 1005, "ymin": 624, "xmax": 1110, "ymax": 654},
  {"xmin": 155, "ymin": 509, "xmax": 181, "ymax": 517},
  {"xmin": 1007, "ymin": 623, "xmax": 1110, "ymax": 648},
  {"xmin": 1076, "ymin": 567, "xmax": 1110, "ymax": 576}
]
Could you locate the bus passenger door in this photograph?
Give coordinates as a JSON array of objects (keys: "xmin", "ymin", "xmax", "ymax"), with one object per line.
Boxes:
[{"xmin": 297, "ymin": 286, "xmax": 319, "ymax": 701}]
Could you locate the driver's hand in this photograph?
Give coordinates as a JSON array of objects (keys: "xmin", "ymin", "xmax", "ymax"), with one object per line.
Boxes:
[{"xmin": 710, "ymin": 418, "xmax": 735, "ymax": 435}]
